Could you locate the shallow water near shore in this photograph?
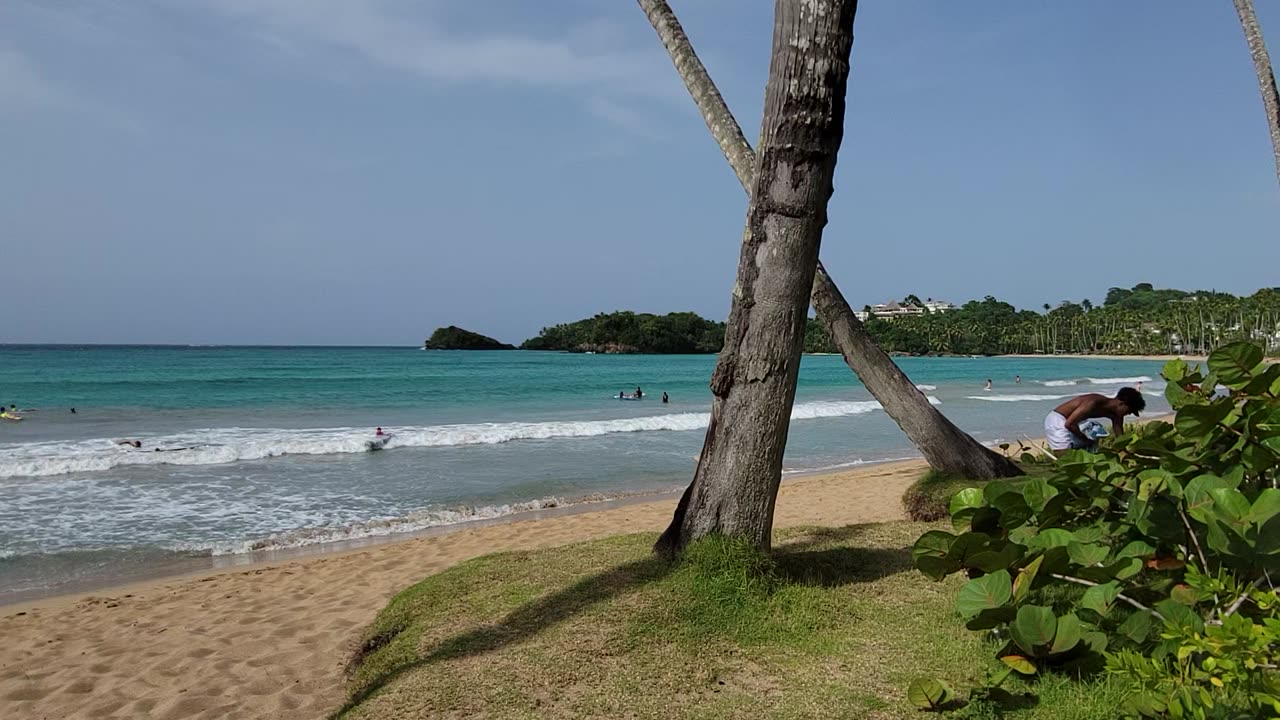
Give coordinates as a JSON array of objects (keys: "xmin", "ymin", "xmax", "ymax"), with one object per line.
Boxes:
[{"xmin": 0, "ymin": 345, "xmax": 1170, "ymax": 602}]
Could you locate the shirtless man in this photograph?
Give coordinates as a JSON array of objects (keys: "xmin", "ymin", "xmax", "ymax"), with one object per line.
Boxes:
[{"xmin": 1044, "ymin": 387, "xmax": 1145, "ymax": 455}]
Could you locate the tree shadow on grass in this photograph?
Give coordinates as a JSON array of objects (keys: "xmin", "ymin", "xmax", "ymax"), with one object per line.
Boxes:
[
  {"xmin": 342, "ymin": 553, "xmax": 675, "ymax": 711},
  {"xmin": 342, "ymin": 523, "xmax": 916, "ymax": 712},
  {"xmin": 774, "ymin": 523, "xmax": 915, "ymax": 586}
]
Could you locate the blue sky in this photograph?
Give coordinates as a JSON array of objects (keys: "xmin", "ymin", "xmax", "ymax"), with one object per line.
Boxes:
[{"xmin": 2, "ymin": 0, "xmax": 1277, "ymax": 345}]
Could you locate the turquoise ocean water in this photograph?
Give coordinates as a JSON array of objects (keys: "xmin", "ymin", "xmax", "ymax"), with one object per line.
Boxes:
[{"xmin": 0, "ymin": 346, "xmax": 1168, "ymax": 602}]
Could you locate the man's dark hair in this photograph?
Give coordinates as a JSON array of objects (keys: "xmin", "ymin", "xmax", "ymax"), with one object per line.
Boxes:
[{"xmin": 1116, "ymin": 387, "xmax": 1146, "ymax": 416}]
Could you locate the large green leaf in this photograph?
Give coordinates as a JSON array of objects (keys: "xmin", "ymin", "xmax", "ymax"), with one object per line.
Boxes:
[
  {"xmin": 965, "ymin": 606, "xmax": 1017, "ymax": 631},
  {"xmin": 1067, "ymin": 542, "xmax": 1109, "ymax": 567},
  {"xmin": 1013, "ymin": 555, "xmax": 1044, "ymax": 604},
  {"xmin": 1116, "ymin": 540, "xmax": 1156, "ymax": 560},
  {"xmin": 1079, "ymin": 581, "xmax": 1121, "ymax": 617},
  {"xmin": 1000, "ymin": 654, "xmax": 1037, "ymax": 675},
  {"xmin": 1025, "ymin": 528, "xmax": 1075, "ymax": 552},
  {"xmin": 1162, "ymin": 358, "xmax": 1188, "ymax": 383},
  {"xmin": 1208, "ymin": 341, "xmax": 1264, "ymax": 388},
  {"xmin": 1175, "ymin": 402, "xmax": 1233, "ymax": 439},
  {"xmin": 1208, "ymin": 487, "xmax": 1252, "ymax": 526},
  {"xmin": 907, "ymin": 678, "xmax": 955, "ymax": 710},
  {"xmin": 956, "ymin": 570, "xmax": 1012, "ymax": 620},
  {"xmin": 1050, "ymin": 612, "xmax": 1084, "ymax": 654},
  {"xmin": 912, "ymin": 531, "xmax": 960, "ymax": 580},
  {"xmin": 1185, "ymin": 474, "xmax": 1230, "ymax": 522},
  {"xmin": 1020, "ymin": 478, "xmax": 1059, "ymax": 514},
  {"xmin": 1117, "ymin": 609, "xmax": 1152, "ymax": 643},
  {"xmin": 966, "ymin": 542, "xmax": 1023, "ymax": 574},
  {"xmin": 949, "ymin": 487, "xmax": 985, "ymax": 515},
  {"xmin": 1010, "ymin": 604, "xmax": 1057, "ymax": 655},
  {"xmin": 990, "ymin": 491, "xmax": 1032, "ymax": 530},
  {"xmin": 949, "ymin": 487, "xmax": 986, "ymax": 531}
]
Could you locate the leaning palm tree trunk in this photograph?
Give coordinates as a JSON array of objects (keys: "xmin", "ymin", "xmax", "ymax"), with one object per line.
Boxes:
[
  {"xmin": 1233, "ymin": 0, "xmax": 1280, "ymax": 186},
  {"xmin": 653, "ymin": 0, "xmax": 858, "ymax": 557},
  {"xmin": 636, "ymin": 0, "xmax": 1022, "ymax": 482}
]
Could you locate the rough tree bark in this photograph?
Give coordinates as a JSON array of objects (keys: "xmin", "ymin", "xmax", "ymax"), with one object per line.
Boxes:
[
  {"xmin": 637, "ymin": 0, "xmax": 1022, "ymax": 483},
  {"xmin": 652, "ymin": 0, "xmax": 858, "ymax": 557},
  {"xmin": 1232, "ymin": 0, "xmax": 1280, "ymax": 187}
]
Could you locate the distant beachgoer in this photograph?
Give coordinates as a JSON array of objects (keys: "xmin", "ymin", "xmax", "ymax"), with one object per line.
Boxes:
[
  {"xmin": 117, "ymin": 440, "xmax": 142, "ymax": 448},
  {"xmin": 635, "ymin": 387, "xmax": 643, "ymax": 399},
  {"xmin": 1044, "ymin": 388, "xmax": 1145, "ymax": 456},
  {"xmin": 375, "ymin": 427, "xmax": 385, "ymax": 437},
  {"xmin": 662, "ymin": 392, "xmax": 669, "ymax": 404},
  {"xmin": 1015, "ymin": 375, "xmax": 1021, "ymax": 384},
  {"xmin": 984, "ymin": 379, "xmax": 992, "ymax": 391},
  {"xmin": 70, "ymin": 408, "xmax": 76, "ymax": 414},
  {"xmin": 619, "ymin": 389, "xmax": 626, "ymax": 399},
  {"xmin": 1136, "ymin": 381, "xmax": 1143, "ymax": 392}
]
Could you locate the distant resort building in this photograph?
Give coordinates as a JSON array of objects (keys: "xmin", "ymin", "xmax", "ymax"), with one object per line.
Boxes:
[{"xmin": 855, "ymin": 298, "xmax": 957, "ymax": 321}]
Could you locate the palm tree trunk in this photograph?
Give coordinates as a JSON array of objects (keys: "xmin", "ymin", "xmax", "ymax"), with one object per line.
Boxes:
[
  {"xmin": 636, "ymin": 0, "xmax": 1021, "ymax": 486},
  {"xmin": 653, "ymin": 0, "xmax": 859, "ymax": 557},
  {"xmin": 1233, "ymin": 0, "xmax": 1280, "ymax": 186},
  {"xmin": 811, "ymin": 264, "xmax": 1023, "ymax": 478}
]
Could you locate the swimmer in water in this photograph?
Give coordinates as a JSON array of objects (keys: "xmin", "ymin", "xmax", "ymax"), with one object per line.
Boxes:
[{"xmin": 117, "ymin": 440, "xmax": 142, "ymax": 448}]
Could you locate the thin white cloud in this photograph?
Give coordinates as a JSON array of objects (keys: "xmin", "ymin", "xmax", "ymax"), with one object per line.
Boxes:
[{"xmin": 207, "ymin": 0, "xmax": 675, "ymax": 99}]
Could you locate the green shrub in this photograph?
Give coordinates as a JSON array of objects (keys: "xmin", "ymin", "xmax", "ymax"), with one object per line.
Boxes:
[{"xmin": 910, "ymin": 342, "xmax": 1280, "ymax": 717}]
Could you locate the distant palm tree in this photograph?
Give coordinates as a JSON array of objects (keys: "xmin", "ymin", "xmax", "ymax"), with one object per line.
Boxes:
[{"xmin": 1233, "ymin": 0, "xmax": 1280, "ymax": 186}]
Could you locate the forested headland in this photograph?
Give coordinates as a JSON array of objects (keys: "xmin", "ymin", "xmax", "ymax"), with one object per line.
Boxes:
[{"xmin": 519, "ymin": 284, "xmax": 1280, "ymax": 356}]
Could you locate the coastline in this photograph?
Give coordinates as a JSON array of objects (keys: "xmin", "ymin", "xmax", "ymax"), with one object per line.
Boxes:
[
  {"xmin": 0, "ymin": 458, "xmax": 927, "ymax": 720},
  {"xmin": 998, "ymin": 353, "xmax": 1206, "ymax": 362}
]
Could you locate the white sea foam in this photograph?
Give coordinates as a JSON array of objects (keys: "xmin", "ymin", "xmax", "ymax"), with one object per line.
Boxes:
[
  {"xmin": 0, "ymin": 398, "xmax": 939, "ymax": 479},
  {"xmin": 178, "ymin": 496, "xmax": 583, "ymax": 555},
  {"xmin": 1040, "ymin": 379, "xmax": 1079, "ymax": 387},
  {"xmin": 915, "ymin": 384, "xmax": 937, "ymax": 390},
  {"xmin": 967, "ymin": 393, "xmax": 1072, "ymax": 403}
]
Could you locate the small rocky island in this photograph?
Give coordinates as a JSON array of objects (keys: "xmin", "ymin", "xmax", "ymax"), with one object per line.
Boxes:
[{"xmin": 423, "ymin": 326, "xmax": 515, "ymax": 350}]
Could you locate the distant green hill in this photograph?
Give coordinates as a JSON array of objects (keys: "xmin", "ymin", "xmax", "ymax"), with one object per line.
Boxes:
[
  {"xmin": 521, "ymin": 311, "xmax": 725, "ymax": 354},
  {"xmin": 424, "ymin": 326, "xmax": 515, "ymax": 350}
]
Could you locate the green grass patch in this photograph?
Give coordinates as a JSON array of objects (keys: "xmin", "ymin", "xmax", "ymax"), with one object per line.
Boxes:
[
  {"xmin": 903, "ymin": 462, "xmax": 1053, "ymax": 522},
  {"xmin": 338, "ymin": 521, "xmax": 1124, "ymax": 719}
]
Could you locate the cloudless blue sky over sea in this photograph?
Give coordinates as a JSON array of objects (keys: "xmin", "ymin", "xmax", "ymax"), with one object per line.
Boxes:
[{"xmin": 2, "ymin": 0, "xmax": 1277, "ymax": 345}]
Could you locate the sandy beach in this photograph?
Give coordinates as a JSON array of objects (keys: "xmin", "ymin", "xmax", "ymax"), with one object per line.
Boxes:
[
  {"xmin": 1000, "ymin": 353, "xmax": 1207, "ymax": 362},
  {"xmin": 0, "ymin": 459, "xmax": 926, "ymax": 720}
]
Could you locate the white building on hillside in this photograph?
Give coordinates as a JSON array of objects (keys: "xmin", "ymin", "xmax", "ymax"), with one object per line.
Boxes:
[{"xmin": 855, "ymin": 298, "xmax": 957, "ymax": 321}]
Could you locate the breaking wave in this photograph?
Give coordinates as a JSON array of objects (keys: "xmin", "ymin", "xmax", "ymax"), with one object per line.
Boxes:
[
  {"xmin": 0, "ymin": 397, "xmax": 941, "ymax": 479},
  {"xmin": 967, "ymin": 393, "xmax": 1072, "ymax": 403}
]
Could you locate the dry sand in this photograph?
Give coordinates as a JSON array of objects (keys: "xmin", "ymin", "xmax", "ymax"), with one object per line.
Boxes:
[{"xmin": 0, "ymin": 459, "xmax": 927, "ymax": 720}]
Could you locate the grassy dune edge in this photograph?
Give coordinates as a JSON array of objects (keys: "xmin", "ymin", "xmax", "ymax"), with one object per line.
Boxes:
[{"xmin": 341, "ymin": 522, "xmax": 1123, "ymax": 719}]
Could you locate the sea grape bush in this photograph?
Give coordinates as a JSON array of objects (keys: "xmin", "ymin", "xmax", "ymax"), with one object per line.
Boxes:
[{"xmin": 910, "ymin": 342, "xmax": 1279, "ymax": 718}]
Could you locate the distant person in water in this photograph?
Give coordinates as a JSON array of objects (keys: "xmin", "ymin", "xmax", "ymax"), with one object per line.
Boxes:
[
  {"xmin": 662, "ymin": 392, "xmax": 669, "ymax": 404},
  {"xmin": 70, "ymin": 408, "xmax": 76, "ymax": 414},
  {"xmin": 1015, "ymin": 375, "xmax": 1021, "ymax": 384},
  {"xmin": 375, "ymin": 427, "xmax": 385, "ymax": 437},
  {"xmin": 984, "ymin": 379, "xmax": 992, "ymax": 391},
  {"xmin": 117, "ymin": 440, "xmax": 142, "ymax": 448},
  {"xmin": 1044, "ymin": 387, "xmax": 1145, "ymax": 456},
  {"xmin": 635, "ymin": 387, "xmax": 643, "ymax": 399}
]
